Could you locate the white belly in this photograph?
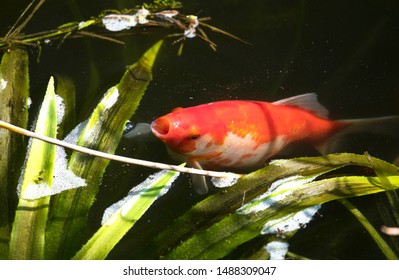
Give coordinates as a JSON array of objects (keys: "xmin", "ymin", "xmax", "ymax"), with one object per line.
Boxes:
[{"xmin": 182, "ymin": 132, "xmax": 288, "ymax": 171}]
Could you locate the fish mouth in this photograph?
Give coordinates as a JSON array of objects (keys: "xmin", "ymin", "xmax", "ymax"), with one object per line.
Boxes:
[{"xmin": 151, "ymin": 117, "xmax": 170, "ymax": 139}]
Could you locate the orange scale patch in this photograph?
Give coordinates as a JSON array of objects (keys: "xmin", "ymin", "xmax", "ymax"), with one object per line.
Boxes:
[
  {"xmin": 234, "ymin": 159, "xmax": 245, "ymax": 166},
  {"xmin": 217, "ymin": 158, "xmax": 233, "ymax": 164},
  {"xmin": 240, "ymin": 153, "xmax": 255, "ymax": 160},
  {"xmin": 227, "ymin": 125, "xmax": 250, "ymax": 139},
  {"xmin": 205, "ymin": 141, "xmax": 214, "ymax": 149},
  {"xmin": 207, "ymin": 128, "xmax": 226, "ymax": 145}
]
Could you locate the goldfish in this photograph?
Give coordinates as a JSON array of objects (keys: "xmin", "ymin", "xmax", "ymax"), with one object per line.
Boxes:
[{"xmin": 149, "ymin": 93, "xmax": 398, "ymax": 194}]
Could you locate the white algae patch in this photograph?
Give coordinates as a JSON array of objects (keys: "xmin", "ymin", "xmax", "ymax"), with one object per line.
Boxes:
[
  {"xmin": 79, "ymin": 87, "xmax": 119, "ymax": 140},
  {"xmin": 102, "ymin": 169, "xmax": 179, "ymax": 226},
  {"xmin": 64, "ymin": 120, "xmax": 87, "ymax": 144},
  {"xmin": 261, "ymin": 205, "xmax": 321, "ymax": 235},
  {"xmin": 27, "ymin": 97, "xmax": 32, "ymax": 109},
  {"xmin": 21, "ymin": 145, "xmax": 87, "ymax": 200},
  {"xmin": 103, "ymin": 87, "xmax": 119, "ymax": 110},
  {"xmin": 0, "ymin": 79, "xmax": 7, "ymax": 91},
  {"xmin": 211, "ymin": 176, "xmax": 238, "ymax": 188},
  {"xmin": 236, "ymin": 175, "xmax": 321, "ymax": 239},
  {"xmin": 237, "ymin": 175, "xmax": 316, "ymax": 215},
  {"xmin": 20, "ymin": 122, "xmax": 87, "ymax": 200},
  {"xmin": 265, "ymin": 241, "xmax": 289, "ymax": 260},
  {"xmin": 18, "ymin": 88, "xmax": 86, "ymax": 200},
  {"xmin": 55, "ymin": 94, "xmax": 65, "ymax": 125}
]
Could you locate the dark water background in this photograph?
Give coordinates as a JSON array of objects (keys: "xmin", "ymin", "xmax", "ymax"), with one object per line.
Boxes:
[{"xmin": 1, "ymin": 0, "xmax": 399, "ymax": 259}]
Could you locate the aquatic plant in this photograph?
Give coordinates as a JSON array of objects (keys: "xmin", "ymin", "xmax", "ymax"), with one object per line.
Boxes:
[
  {"xmin": 0, "ymin": 0, "xmax": 398, "ymax": 260},
  {"xmin": 0, "ymin": 0, "xmax": 247, "ymax": 53}
]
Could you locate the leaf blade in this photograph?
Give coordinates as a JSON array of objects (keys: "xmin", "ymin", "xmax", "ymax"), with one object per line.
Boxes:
[
  {"xmin": 0, "ymin": 48, "xmax": 30, "ymax": 259},
  {"xmin": 9, "ymin": 77, "xmax": 57, "ymax": 259},
  {"xmin": 45, "ymin": 40, "xmax": 164, "ymax": 259},
  {"xmin": 73, "ymin": 168, "xmax": 180, "ymax": 260}
]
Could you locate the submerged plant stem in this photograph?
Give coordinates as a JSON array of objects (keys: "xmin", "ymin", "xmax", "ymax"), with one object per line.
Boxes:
[
  {"xmin": 339, "ymin": 198, "xmax": 397, "ymax": 260},
  {"xmin": 0, "ymin": 120, "xmax": 241, "ymax": 180},
  {"xmin": 5, "ymin": 0, "xmax": 46, "ymax": 39}
]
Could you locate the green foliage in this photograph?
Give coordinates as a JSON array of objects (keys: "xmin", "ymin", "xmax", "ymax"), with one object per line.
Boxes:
[
  {"xmin": 0, "ymin": 40, "xmax": 166, "ymax": 260},
  {"xmin": 339, "ymin": 198, "xmax": 397, "ymax": 260},
  {"xmin": 45, "ymin": 40, "xmax": 163, "ymax": 259},
  {"xmin": 0, "ymin": 49, "xmax": 29, "ymax": 259},
  {"xmin": 150, "ymin": 154, "xmax": 399, "ymax": 259},
  {"xmin": 141, "ymin": 0, "xmax": 182, "ymax": 10},
  {"xmin": 9, "ymin": 77, "xmax": 57, "ymax": 259},
  {"xmin": 0, "ymin": 0, "xmax": 241, "ymax": 53},
  {"xmin": 0, "ymin": 1, "xmax": 398, "ymax": 261},
  {"xmin": 73, "ymin": 168, "xmax": 181, "ymax": 260}
]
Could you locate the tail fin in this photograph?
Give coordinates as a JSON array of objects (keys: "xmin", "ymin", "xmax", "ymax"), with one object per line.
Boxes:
[{"xmin": 316, "ymin": 116, "xmax": 399, "ymax": 155}]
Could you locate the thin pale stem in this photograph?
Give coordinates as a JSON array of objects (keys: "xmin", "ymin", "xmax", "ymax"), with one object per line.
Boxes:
[{"xmin": 0, "ymin": 120, "xmax": 242, "ymax": 179}]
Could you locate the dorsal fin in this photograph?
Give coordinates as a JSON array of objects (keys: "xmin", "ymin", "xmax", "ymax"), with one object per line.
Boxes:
[
  {"xmin": 273, "ymin": 93, "xmax": 329, "ymax": 118},
  {"xmin": 172, "ymin": 107, "xmax": 183, "ymax": 112}
]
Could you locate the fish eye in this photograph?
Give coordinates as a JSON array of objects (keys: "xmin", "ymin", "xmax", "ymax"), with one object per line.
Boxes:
[{"xmin": 187, "ymin": 134, "xmax": 200, "ymax": 140}]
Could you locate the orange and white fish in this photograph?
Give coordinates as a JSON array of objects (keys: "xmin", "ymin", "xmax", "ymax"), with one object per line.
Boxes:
[{"xmin": 150, "ymin": 93, "xmax": 398, "ymax": 194}]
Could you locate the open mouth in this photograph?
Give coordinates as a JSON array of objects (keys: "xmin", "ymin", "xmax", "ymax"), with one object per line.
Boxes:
[{"xmin": 151, "ymin": 117, "xmax": 170, "ymax": 139}]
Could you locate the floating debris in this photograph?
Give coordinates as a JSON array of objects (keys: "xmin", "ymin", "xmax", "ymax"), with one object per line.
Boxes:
[
  {"xmin": 381, "ymin": 225, "xmax": 399, "ymax": 236},
  {"xmin": 102, "ymin": 7, "xmax": 151, "ymax": 32},
  {"xmin": 184, "ymin": 15, "xmax": 199, "ymax": 38},
  {"xmin": 136, "ymin": 7, "xmax": 150, "ymax": 24},
  {"xmin": 78, "ymin": 19, "xmax": 96, "ymax": 30},
  {"xmin": 155, "ymin": 10, "xmax": 179, "ymax": 19},
  {"xmin": 102, "ymin": 14, "xmax": 138, "ymax": 31}
]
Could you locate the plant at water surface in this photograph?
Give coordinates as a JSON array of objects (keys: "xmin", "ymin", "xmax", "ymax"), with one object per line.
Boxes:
[
  {"xmin": 0, "ymin": 0, "xmax": 399, "ymax": 260},
  {"xmin": 0, "ymin": 0, "xmax": 247, "ymax": 54}
]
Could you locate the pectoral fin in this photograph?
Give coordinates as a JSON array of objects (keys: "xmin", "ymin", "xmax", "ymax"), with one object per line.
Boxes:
[{"xmin": 189, "ymin": 160, "xmax": 209, "ymax": 194}]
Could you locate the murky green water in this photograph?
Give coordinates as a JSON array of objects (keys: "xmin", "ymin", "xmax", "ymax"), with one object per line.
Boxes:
[{"xmin": 2, "ymin": 0, "xmax": 399, "ymax": 259}]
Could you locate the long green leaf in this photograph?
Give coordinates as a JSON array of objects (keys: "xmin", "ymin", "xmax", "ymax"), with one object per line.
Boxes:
[
  {"xmin": 148, "ymin": 153, "xmax": 398, "ymax": 258},
  {"xmin": 8, "ymin": 77, "xmax": 57, "ymax": 259},
  {"xmin": 53, "ymin": 74, "xmax": 77, "ymax": 139},
  {"xmin": 339, "ymin": 198, "xmax": 397, "ymax": 260},
  {"xmin": 46, "ymin": 40, "xmax": 164, "ymax": 259},
  {"xmin": 73, "ymin": 168, "xmax": 180, "ymax": 260},
  {"xmin": 364, "ymin": 152, "xmax": 399, "ymax": 228},
  {"xmin": 167, "ymin": 174, "xmax": 399, "ymax": 259},
  {"xmin": 0, "ymin": 49, "xmax": 29, "ymax": 259},
  {"xmin": 144, "ymin": 153, "xmax": 399, "ymax": 259}
]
